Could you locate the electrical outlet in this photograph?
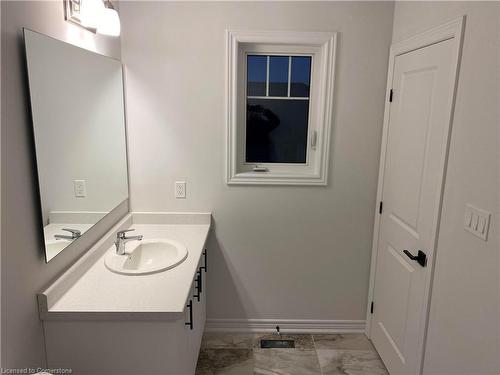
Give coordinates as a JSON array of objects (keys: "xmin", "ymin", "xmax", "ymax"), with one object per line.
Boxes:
[
  {"xmin": 74, "ymin": 180, "xmax": 87, "ymax": 197},
  {"xmin": 175, "ymin": 181, "xmax": 186, "ymax": 199},
  {"xmin": 464, "ymin": 204, "xmax": 491, "ymax": 241}
]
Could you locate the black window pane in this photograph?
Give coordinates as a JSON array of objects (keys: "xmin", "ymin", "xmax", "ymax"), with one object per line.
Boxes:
[
  {"xmin": 290, "ymin": 56, "xmax": 311, "ymax": 97},
  {"xmin": 246, "ymin": 98, "xmax": 309, "ymax": 163},
  {"xmin": 247, "ymin": 55, "xmax": 267, "ymax": 96},
  {"xmin": 268, "ymin": 56, "xmax": 289, "ymax": 97}
]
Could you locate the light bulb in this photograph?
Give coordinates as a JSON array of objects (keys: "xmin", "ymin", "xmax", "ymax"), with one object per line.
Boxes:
[
  {"xmin": 80, "ymin": 0, "xmax": 105, "ymax": 29},
  {"xmin": 98, "ymin": 7, "xmax": 120, "ymax": 36}
]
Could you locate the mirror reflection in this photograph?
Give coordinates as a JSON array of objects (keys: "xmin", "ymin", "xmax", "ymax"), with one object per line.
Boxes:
[{"xmin": 24, "ymin": 29, "xmax": 129, "ymax": 262}]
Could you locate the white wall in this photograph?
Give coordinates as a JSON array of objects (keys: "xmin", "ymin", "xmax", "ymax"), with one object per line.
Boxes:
[
  {"xmin": 1, "ymin": 0, "xmax": 126, "ymax": 368},
  {"xmin": 392, "ymin": 2, "xmax": 500, "ymax": 374},
  {"xmin": 120, "ymin": 1, "xmax": 394, "ymax": 322}
]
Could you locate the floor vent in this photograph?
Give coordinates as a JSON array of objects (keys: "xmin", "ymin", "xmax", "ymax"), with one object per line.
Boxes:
[{"xmin": 260, "ymin": 339, "xmax": 295, "ymax": 349}]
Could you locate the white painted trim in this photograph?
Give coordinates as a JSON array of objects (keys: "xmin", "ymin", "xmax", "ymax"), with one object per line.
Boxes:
[
  {"xmin": 205, "ymin": 319, "xmax": 365, "ymax": 334},
  {"xmin": 225, "ymin": 30, "xmax": 337, "ymax": 186},
  {"xmin": 365, "ymin": 15, "xmax": 465, "ymax": 374}
]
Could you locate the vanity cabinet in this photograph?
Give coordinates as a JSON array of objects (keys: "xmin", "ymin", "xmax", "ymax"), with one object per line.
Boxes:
[
  {"xmin": 40, "ymin": 213, "xmax": 211, "ymax": 375},
  {"xmin": 184, "ymin": 251, "xmax": 208, "ymax": 371},
  {"xmin": 44, "ymin": 251, "xmax": 207, "ymax": 375}
]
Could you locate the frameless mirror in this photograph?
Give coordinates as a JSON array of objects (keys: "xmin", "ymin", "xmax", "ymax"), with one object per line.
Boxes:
[{"xmin": 23, "ymin": 29, "xmax": 128, "ymax": 262}]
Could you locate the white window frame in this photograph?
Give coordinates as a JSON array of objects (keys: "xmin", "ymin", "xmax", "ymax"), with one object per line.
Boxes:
[{"xmin": 226, "ymin": 30, "xmax": 337, "ymax": 185}]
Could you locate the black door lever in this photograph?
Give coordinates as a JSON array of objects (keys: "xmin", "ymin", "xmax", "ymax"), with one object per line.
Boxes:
[{"xmin": 403, "ymin": 250, "xmax": 427, "ymax": 267}]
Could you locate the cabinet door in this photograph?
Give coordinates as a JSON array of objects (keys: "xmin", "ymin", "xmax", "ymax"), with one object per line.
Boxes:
[
  {"xmin": 184, "ymin": 282, "xmax": 198, "ymax": 373},
  {"xmin": 195, "ymin": 261, "xmax": 206, "ymax": 348},
  {"xmin": 200, "ymin": 249, "xmax": 207, "ymax": 329},
  {"xmin": 186, "ymin": 259, "xmax": 206, "ymax": 373}
]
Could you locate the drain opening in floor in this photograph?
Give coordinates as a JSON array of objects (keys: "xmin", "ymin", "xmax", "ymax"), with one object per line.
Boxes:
[{"xmin": 260, "ymin": 339, "xmax": 295, "ymax": 349}]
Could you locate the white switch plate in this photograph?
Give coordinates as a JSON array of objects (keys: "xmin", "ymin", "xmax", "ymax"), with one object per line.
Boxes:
[
  {"xmin": 73, "ymin": 180, "xmax": 87, "ymax": 197},
  {"xmin": 464, "ymin": 204, "xmax": 490, "ymax": 241},
  {"xmin": 175, "ymin": 181, "xmax": 186, "ymax": 199}
]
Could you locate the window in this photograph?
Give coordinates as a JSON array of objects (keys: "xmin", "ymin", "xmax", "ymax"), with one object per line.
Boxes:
[
  {"xmin": 246, "ymin": 55, "xmax": 311, "ymax": 164},
  {"xmin": 227, "ymin": 31, "xmax": 337, "ymax": 185}
]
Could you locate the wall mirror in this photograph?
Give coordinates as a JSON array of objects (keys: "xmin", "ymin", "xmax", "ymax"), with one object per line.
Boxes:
[{"xmin": 23, "ymin": 29, "xmax": 128, "ymax": 262}]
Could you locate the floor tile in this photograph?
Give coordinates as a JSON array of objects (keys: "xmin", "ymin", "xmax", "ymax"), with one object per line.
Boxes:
[
  {"xmin": 313, "ymin": 334, "xmax": 374, "ymax": 350},
  {"xmin": 316, "ymin": 349, "xmax": 388, "ymax": 375},
  {"xmin": 254, "ymin": 349, "xmax": 321, "ymax": 375},
  {"xmin": 255, "ymin": 334, "xmax": 314, "ymax": 350},
  {"xmin": 195, "ymin": 349, "xmax": 214, "ymax": 375},
  {"xmin": 196, "ymin": 349, "xmax": 254, "ymax": 375},
  {"xmin": 197, "ymin": 333, "xmax": 388, "ymax": 375},
  {"xmin": 202, "ymin": 332, "xmax": 255, "ymax": 349}
]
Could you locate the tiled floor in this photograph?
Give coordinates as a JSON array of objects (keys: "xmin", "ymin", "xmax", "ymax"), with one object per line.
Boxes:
[{"xmin": 196, "ymin": 333, "xmax": 388, "ymax": 375}]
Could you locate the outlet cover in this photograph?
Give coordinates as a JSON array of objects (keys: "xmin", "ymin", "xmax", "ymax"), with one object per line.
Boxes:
[
  {"xmin": 175, "ymin": 181, "xmax": 186, "ymax": 199},
  {"xmin": 73, "ymin": 180, "xmax": 87, "ymax": 197}
]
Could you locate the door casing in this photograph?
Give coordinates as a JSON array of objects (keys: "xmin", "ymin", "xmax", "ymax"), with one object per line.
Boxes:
[{"xmin": 365, "ymin": 16, "xmax": 465, "ymax": 374}]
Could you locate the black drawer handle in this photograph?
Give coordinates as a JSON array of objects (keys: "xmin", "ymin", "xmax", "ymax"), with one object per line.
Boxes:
[
  {"xmin": 185, "ymin": 300, "xmax": 193, "ymax": 330},
  {"xmin": 194, "ymin": 272, "xmax": 201, "ymax": 301},
  {"xmin": 200, "ymin": 249, "xmax": 207, "ymax": 272},
  {"xmin": 198, "ymin": 268, "xmax": 203, "ymax": 294}
]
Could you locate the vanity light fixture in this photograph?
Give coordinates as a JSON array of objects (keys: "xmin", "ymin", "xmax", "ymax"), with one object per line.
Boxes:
[
  {"xmin": 64, "ymin": 0, "xmax": 120, "ymax": 36},
  {"xmin": 98, "ymin": 0, "xmax": 121, "ymax": 37},
  {"xmin": 80, "ymin": 0, "xmax": 105, "ymax": 29}
]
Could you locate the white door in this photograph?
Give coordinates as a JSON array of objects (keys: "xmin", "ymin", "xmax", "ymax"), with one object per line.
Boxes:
[{"xmin": 371, "ymin": 38, "xmax": 458, "ymax": 375}]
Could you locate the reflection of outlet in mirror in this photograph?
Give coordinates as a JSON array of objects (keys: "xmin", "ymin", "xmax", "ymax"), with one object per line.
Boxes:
[
  {"xmin": 74, "ymin": 180, "xmax": 87, "ymax": 198},
  {"xmin": 464, "ymin": 204, "xmax": 490, "ymax": 241},
  {"xmin": 175, "ymin": 181, "xmax": 186, "ymax": 199}
]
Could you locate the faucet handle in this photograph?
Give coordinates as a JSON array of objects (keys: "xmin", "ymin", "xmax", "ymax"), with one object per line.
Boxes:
[
  {"xmin": 62, "ymin": 228, "xmax": 81, "ymax": 237},
  {"xmin": 117, "ymin": 229, "xmax": 135, "ymax": 238}
]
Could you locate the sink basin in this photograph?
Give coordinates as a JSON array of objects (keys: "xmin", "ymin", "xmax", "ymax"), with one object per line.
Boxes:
[
  {"xmin": 104, "ymin": 239, "xmax": 188, "ymax": 275},
  {"xmin": 45, "ymin": 239, "xmax": 71, "ymax": 262}
]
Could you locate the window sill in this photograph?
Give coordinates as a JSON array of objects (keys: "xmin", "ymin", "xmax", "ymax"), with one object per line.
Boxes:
[{"xmin": 227, "ymin": 171, "xmax": 327, "ymax": 186}]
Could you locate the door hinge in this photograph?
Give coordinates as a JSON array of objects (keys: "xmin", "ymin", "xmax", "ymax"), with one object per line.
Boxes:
[
  {"xmin": 379, "ymin": 201, "xmax": 383, "ymax": 214},
  {"xmin": 370, "ymin": 301, "xmax": 374, "ymax": 314},
  {"xmin": 389, "ymin": 89, "xmax": 393, "ymax": 102}
]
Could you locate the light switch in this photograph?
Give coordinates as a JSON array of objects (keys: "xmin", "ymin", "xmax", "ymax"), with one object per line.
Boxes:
[
  {"xmin": 477, "ymin": 215, "xmax": 486, "ymax": 234},
  {"xmin": 464, "ymin": 204, "xmax": 491, "ymax": 241},
  {"xmin": 471, "ymin": 213, "xmax": 479, "ymax": 230},
  {"xmin": 73, "ymin": 180, "xmax": 87, "ymax": 197}
]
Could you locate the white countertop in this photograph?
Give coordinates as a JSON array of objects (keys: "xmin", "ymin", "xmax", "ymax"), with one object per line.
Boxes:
[{"xmin": 39, "ymin": 212, "xmax": 211, "ymax": 321}]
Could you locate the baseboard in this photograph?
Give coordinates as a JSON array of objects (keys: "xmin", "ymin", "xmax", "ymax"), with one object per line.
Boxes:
[{"xmin": 205, "ymin": 319, "xmax": 366, "ymax": 334}]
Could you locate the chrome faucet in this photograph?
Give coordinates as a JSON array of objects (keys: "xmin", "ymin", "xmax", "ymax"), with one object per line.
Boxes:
[
  {"xmin": 115, "ymin": 229, "xmax": 143, "ymax": 255},
  {"xmin": 54, "ymin": 228, "xmax": 81, "ymax": 240}
]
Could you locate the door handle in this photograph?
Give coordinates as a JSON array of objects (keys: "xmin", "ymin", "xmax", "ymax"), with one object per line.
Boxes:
[{"xmin": 403, "ymin": 250, "xmax": 427, "ymax": 267}]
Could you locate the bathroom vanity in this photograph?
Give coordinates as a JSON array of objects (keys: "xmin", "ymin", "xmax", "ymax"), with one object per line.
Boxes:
[
  {"xmin": 24, "ymin": 27, "xmax": 211, "ymax": 375},
  {"xmin": 38, "ymin": 212, "xmax": 211, "ymax": 375}
]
